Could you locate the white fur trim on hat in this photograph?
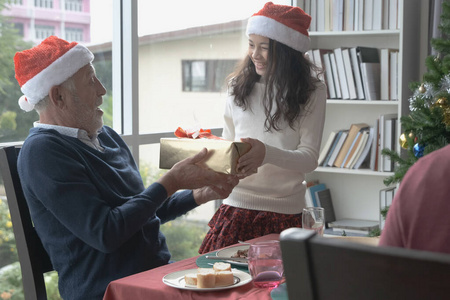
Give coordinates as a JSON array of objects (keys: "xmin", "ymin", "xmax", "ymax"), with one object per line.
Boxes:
[
  {"xmin": 20, "ymin": 44, "xmax": 94, "ymax": 108},
  {"xmin": 18, "ymin": 95, "xmax": 35, "ymax": 112},
  {"xmin": 246, "ymin": 15, "xmax": 311, "ymax": 53}
]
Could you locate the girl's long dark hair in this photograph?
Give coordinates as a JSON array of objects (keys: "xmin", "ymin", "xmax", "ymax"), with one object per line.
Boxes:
[{"xmin": 227, "ymin": 39, "xmax": 322, "ymax": 132}]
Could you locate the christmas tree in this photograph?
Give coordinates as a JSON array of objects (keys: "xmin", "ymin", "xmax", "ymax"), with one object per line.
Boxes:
[{"xmin": 383, "ymin": 0, "xmax": 450, "ymax": 186}]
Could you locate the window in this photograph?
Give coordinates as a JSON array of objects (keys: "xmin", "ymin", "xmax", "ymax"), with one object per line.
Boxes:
[
  {"xmin": 65, "ymin": 27, "xmax": 83, "ymax": 42},
  {"xmin": 65, "ymin": 0, "xmax": 82, "ymax": 12},
  {"xmin": 182, "ymin": 60, "xmax": 238, "ymax": 92},
  {"xmin": 34, "ymin": 0, "xmax": 53, "ymax": 9},
  {"xmin": 35, "ymin": 25, "xmax": 54, "ymax": 39}
]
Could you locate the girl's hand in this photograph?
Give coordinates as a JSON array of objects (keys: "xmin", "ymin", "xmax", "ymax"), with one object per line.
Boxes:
[{"xmin": 237, "ymin": 137, "xmax": 265, "ymax": 176}]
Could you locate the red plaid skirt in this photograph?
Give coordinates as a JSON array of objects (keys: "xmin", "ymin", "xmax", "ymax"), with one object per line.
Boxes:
[{"xmin": 198, "ymin": 204, "xmax": 302, "ymax": 254}]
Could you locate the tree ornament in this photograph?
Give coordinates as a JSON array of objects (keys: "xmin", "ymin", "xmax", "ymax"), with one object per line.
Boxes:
[
  {"xmin": 418, "ymin": 83, "xmax": 426, "ymax": 93},
  {"xmin": 444, "ymin": 107, "xmax": 450, "ymax": 126},
  {"xmin": 434, "ymin": 53, "xmax": 441, "ymax": 62},
  {"xmin": 399, "ymin": 133, "xmax": 408, "ymax": 149},
  {"xmin": 413, "ymin": 143, "xmax": 424, "ymax": 158},
  {"xmin": 408, "ymin": 132, "xmax": 414, "ymax": 139},
  {"xmin": 433, "ymin": 97, "xmax": 448, "ymax": 108}
]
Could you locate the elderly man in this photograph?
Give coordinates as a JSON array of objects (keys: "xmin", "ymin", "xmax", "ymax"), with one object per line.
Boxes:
[{"xmin": 14, "ymin": 36, "xmax": 239, "ymax": 299}]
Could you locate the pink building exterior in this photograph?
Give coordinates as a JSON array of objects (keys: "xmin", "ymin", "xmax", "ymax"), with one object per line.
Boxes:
[{"xmin": 2, "ymin": 0, "xmax": 90, "ymax": 44}]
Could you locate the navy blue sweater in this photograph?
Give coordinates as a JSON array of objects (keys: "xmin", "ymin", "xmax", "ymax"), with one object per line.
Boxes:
[{"xmin": 17, "ymin": 126, "xmax": 197, "ymax": 299}]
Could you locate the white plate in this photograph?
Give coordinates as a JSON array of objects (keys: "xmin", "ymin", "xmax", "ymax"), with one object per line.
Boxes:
[
  {"xmin": 216, "ymin": 245, "xmax": 249, "ymax": 266},
  {"xmin": 162, "ymin": 268, "xmax": 252, "ymax": 291}
]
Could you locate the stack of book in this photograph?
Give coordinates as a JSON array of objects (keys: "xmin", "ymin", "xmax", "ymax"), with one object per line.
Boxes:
[
  {"xmin": 318, "ymin": 115, "xmax": 398, "ymax": 171},
  {"xmin": 297, "ymin": 0, "xmax": 399, "ymax": 32},
  {"xmin": 328, "ymin": 219, "xmax": 380, "ymax": 235},
  {"xmin": 307, "ymin": 46, "xmax": 398, "ymax": 101}
]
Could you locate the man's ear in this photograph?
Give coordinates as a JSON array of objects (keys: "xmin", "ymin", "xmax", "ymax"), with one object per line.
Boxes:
[{"xmin": 49, "ymin": 85, "xmax": 64, "ymax": 108}]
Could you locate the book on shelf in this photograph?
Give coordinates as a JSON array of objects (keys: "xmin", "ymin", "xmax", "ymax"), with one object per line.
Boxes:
[
  {"xmin": 380, "ymin": 48, "xmax": 398, "ymax": 100},
  {"xmin": 312, "ymin": 49, "xmax": 333, "ymax": 96},
  {"xmin": 344, "ymin": 0, "xmax": 355, "ymax": 31},
  {"xmin": 379, "ymin": 113, "xmax": 398, "ymax": 172},
  {"xmin": 379, "ymin": 186, "xmax": 396, "ymax": 230},
  {"xmin": 370, "ymin": 118, "xmax": 380, "ymax": 171},
  {"xmin": 323, "ymin": 52, "xmax": 337, "ymax": 98},
  {"xmin": 353, "ymin": 126, "xmax": 375, "ymax": 169},
  {"xmin": 332, "ymin": 0, "xmax": 344, "ymax": 31},
  {"xmin": 342, "ymin": 48, "xmax": 358, "ymax": 99},
  {"xmin": 333, "ymin": 47, "xmax": 350, "ymax": 99},
  {"xmin": 354, "ymin": 0, "xmax": 364, "ymax": 31},
  {"xmin": 329, "ymin": 219, "xmax": 379, "ymax": 235},
  {"xmin": 310, "ymin": 0, "xmax": 317, "ymax": 31},
  {"xmin": 304, "ymin": 183, "xmax": 326, "ymax": 208},
  {"xmin": 390, "ymin": 51, "xmax": 399, "ymax": 100},
  {"xmin": 349, "ymin": 47, "xmax": 365, "ymax": 99},
  {"xmin": 389, "ymin": 0, "xmax": 398, "ymax": 29},
  {"xmin": 333, "ymin": 123, "xmax": 369, "ymax": 168},
  {"xmin": 326, "ymin": 130, "xmax": 349, "ymax": 167},
  {"xmin": 307, "ymin": 183, "xmax": 327, "ymax": 207},
  {"xmin": 357, "ymin": 46, "xmax": 380, "ymax": 100},
  {"xmin": 346, "ymin": 128, "xmax": 370, "ymax": 169},
  {"xmin": 380, "ymin": 48, "xmax": 390, "ymax": 100},
  {"xmin": 340, "ymin": 130, "xmax": 363, "ymax": 168},
  {"xmin": 329, "ymin": 53, "xmax": 342, "ymax": 98},
  {"xmin": 382, "ymin": 0, "xmax": 389, "ymax": 29},
  {"xmin": 372, "ymin": 0, "xmax": 383, "ymax": 30},
  {"xmin": 318, "ymin": 129, "xmax": 341, "ymax": 166},
  {"xmin": 315, "ymin": 188, "xmax": 336, "ymax": 228},
  {"xmin": 316, "ymin": 0, "xmax": 325, "ymax": 32},
  {"xmin": 363, "ymin": 0, "xmax": 373, "ymax": 30}
]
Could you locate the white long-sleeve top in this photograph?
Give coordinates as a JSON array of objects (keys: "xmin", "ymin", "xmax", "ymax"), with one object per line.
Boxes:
[{"xmin": 222, "ymin": 81, "xmax": 327, "ymax": 214}]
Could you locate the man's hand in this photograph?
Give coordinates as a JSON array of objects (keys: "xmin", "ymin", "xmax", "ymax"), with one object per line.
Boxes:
[
  {"xmin": 158, "ymin": 148, "xmax": 239, "ymax": 196},
  {"xmin": 192, "ymin": 183, "xmax": 237, "ymax": 205}
]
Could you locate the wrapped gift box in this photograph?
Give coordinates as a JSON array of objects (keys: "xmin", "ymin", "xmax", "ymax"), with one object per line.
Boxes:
[{"xmin": 160, "ymin": 138, "xmax": 251, "ymax": 174}]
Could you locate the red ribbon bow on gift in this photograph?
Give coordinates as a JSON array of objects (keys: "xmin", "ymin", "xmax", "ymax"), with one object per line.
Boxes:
[{"xmin": 174, "ymin": 127, "xmax": 223, "ymax": 140}]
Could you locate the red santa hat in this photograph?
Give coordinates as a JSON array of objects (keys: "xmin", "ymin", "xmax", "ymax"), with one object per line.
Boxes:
[
  {"xmin": 14, "ymin": 36, "xmax": 94, "ymax": 112},
  {"xmin": 246, "ymin": 2, "xmax": 311, "ymax": 53}
]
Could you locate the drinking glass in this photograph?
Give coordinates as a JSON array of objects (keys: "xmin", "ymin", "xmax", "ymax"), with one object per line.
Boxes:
[
  {"xmin": 247, "ymin": 240, "xmax": 284, "ymax": 289},
  {"xmin": 302, "ymin": 207, "xmax": 325, "ymax": 236}
]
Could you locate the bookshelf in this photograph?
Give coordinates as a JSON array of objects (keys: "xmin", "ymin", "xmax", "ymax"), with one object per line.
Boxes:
[{"xmin": 302, "ymin": 0, "xmax": 423, "ymax": 222}]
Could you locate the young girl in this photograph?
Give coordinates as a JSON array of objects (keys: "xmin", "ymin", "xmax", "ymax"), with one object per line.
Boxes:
[{"xmin": 199, "ymin": 2, "xmax": 327, "ymax": 253}]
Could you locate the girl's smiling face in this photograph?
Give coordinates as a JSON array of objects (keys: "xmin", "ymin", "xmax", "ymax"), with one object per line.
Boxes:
[{"xmin": 248, "ymin": 34, "xmax": 270, "ymax": 77}]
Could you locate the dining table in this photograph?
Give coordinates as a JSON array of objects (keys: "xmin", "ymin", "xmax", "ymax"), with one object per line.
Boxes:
[{"xmin": 102, "ymin": 233, "xmax": 285, "ymax": 300}]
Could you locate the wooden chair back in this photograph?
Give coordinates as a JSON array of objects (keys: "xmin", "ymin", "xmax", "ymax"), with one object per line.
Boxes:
[{"xmin": 0, "ymin": 146, "xmax": 53, "ymax": 300}]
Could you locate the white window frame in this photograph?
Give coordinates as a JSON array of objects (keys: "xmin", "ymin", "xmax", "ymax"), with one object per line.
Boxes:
[{"xmin": 112, "ymin": 0, "xmax": 221, "ymax": 168}]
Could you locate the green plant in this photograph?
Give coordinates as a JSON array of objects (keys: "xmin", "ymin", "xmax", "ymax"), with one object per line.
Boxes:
[
  {"xmin": 161, "ymin": 219, "xmax": 208, "ymax": 261},
  {"xmin": 0, "ymin": 198, "xmax": 17, "ymax": 268}
]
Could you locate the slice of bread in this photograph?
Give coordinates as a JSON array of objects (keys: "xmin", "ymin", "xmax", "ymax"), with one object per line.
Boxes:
[
  {"xmin": 184, "ymin": 273, "xmax": 198, "ymax": 286},
  {"xmin": 213, "ymin": 262, "xmax": 231, "ymax": 272},
  {"xmin": 215, "ymin": 271, "xmax": 234, "ymax": 287},
  {"xmin": 197, "ymin": 269, "xmax": 216, "ymax": 288}
]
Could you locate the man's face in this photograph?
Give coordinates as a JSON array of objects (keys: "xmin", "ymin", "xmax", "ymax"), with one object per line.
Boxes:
[{"xmin": 60, "ymin": 64, "xmax": 106, "ymax": 137}]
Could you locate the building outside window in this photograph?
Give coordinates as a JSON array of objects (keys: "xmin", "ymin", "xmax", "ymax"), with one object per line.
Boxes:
[
  {"xmin": 34, "ymin": 0, "xmax": 53, "ymax": 9},
  {"xmin": 65, "ymin": 27, "xmax": 83, "ymax": 41},
  {"xmin": 65, "ymin": 0, "xmax": 82, "ymax": 12},
  {"xmin": 35, "ymin": 24, "xmax": 54, "ymax": 39}
]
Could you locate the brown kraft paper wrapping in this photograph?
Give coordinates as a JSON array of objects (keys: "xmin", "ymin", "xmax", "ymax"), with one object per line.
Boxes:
[{"xmin": 159, "ymin": 138, "xmax": 252, "ymax": 174}]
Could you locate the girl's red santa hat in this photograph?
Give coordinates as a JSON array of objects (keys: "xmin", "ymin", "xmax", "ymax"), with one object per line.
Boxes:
[
  {"xmin": 14, "ymin": 36, "xmax": 94, "ymax": 112},
  {"xmin": 246, "ymin": 2, "xmax": 311, "ymax": 53}
]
